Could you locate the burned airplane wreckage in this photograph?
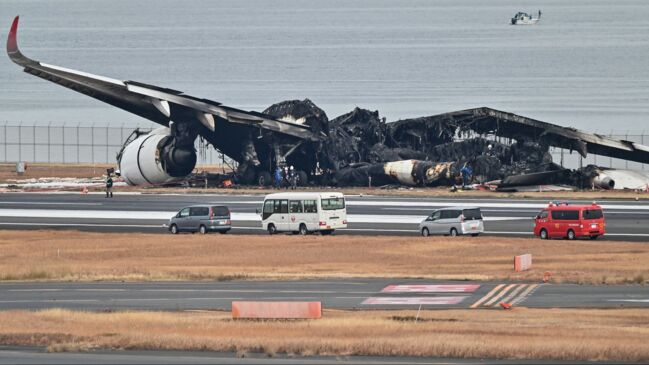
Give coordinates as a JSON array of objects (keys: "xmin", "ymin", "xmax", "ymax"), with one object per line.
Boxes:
[
  {"xmin": 261, "ymin": 101, "xmax": 649, "ymax": 190},
  {"xmin": 8, "ymin": 16, "xmax": 649, "ymax": 191}
]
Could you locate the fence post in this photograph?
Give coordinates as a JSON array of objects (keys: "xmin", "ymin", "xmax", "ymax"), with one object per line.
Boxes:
[
  {"xmin": 625, "ymin": 130, "xmax": 629, "ymax": 169},
  {"xmin": 3, "ymin": 122, "xmax": 6, "ymax": 162},
  {"xmin": 18, "ymin": 124, "xmax": 21, "ymax": 162},
  {"xmin": 640, "ymin": 129, "xmax": 644, "ymax": 171},
  {"xmin": 76, "ymin": 123, "xmax": 80, "ymax": 164},
  {"xmin": 106, "ymin": 125, "xmax": 109, "ymax": 164}
]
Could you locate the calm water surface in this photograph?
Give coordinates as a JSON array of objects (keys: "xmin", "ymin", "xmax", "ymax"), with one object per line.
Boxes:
[{"xmin": 1, "ymin": 0, "xmax": 648, "ymax": 132}]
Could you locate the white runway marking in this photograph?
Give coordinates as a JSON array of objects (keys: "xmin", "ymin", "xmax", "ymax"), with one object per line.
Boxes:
[
  {"xmin": 209, "ymin": 200, "xmax": 649, "ymax": 211},
  {"xmin": 381, "ymin": 284, "xmax": 480, "ymax": 293},
  {"xmin": 608, "ymin": 299, "xmax": 649, "ymax": 303}
]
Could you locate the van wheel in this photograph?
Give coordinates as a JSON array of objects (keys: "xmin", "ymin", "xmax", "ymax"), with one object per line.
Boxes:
[
  {"xmin": 567, "ymin": 229, "xmax": 576, "ymax": 240},
  {"xmin": 540, "ymin": 229, "xmax": 548, "ymax": 240},
  {"xmin": 471, "ymin": 233, "xmax": 479, "ymax": 237},
  {"xmin": 450, "ymin": 228, "xmax": 458, "ymax": 237},
  {"xmin": 421, "ymin": 228, "xmax": 430, "ymax": 237},
  {"xmin": 170, "ymin": 224, "xmax": 178, "ymax": 234},
  {"xmin": 267, "ymin": 224, "xmax": 277, "ymax": 235},
  {"xmin": 299, "ymin": 224, "xmax": 308, "ymax": 235},
  {"xmin": 199, "ymin": 225, "xmax": 207, "ymax": 235}
]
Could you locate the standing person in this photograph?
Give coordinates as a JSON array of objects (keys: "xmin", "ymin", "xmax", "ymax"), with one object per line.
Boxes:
[
  {"xmin": 105, "ymin": 174, "xmax": 114, "ymax": 198},
  {"xmin": 460, "ymin": 163, "xmax": 473, "ymax": 188},
  {"xmin": 283, "ymin": 167, "xmax": 289, "ymax": 190},
  {"xmin": 289, "ymin": 166, "xmax": 297, "ymax": 190},
  {"xmin": 274, "ymin": 166, "xmax": 282, "ymax": 190}
]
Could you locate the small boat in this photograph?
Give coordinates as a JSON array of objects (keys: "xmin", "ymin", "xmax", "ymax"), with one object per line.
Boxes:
[{"xmin": 511, "ymin": 10, "xmax": 541, "ymax": 25}]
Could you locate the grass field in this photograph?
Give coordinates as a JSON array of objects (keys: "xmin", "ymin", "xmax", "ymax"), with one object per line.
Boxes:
[
  {"xmin": 0, "ymin": 230, "xmax": 646, "ymax": 284},
  {"xmin": 2, "ymin": 163, "xmax": 649, "ymax": 199},
  {"xmin": 0, "ymin": 308, "xmax": 647, "ymax": 361}
]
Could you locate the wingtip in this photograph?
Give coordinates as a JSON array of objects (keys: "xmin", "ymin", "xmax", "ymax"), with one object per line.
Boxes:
[{"xmin": 7, "ymin": 16, "xmax": 19, "ymax": 53}]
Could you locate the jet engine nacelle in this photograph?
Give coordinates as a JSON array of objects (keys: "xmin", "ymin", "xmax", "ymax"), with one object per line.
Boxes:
[
  {"xmin": 592, "ymin": 173, "xmax": 615, "ymax": 190},
  {"xmin": 119, "ymin": 128, "xmax": 196, "ymax": 186}
]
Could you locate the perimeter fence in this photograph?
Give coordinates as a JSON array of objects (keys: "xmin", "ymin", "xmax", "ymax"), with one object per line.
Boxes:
[
  {"xmin": 0, "ymin": 122, "xmax": 646, "ymax": 170},
  {"xmin": 0, "ymin": 122, "xmax": 224, "ymax": 166}
]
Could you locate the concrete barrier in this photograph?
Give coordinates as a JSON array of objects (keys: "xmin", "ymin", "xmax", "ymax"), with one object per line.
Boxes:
[
  {"xmin": 514, "ymin": 254, "xmax": 532, "ymax": 272},
  {"xmin": 232, "ymin": 301, "xmax": 322, "ymax": 319}
]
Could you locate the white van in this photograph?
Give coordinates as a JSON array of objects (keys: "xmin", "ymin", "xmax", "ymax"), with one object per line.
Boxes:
[{"xmin": 261, "ymin": 192, "xmax": 347, "ymax": 235}]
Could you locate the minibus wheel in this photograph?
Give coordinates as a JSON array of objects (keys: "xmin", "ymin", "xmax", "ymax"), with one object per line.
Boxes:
[
  {"xmin": 267, "ymin": 224, "xmax": 277, "ymax": 235},
  {"xmin": 299, "ymin": 224, "xmax": 308, "ymax": 235},
  {"xmin": 450, "ymin": 228, "xmax": 458, "ymax": 237}
]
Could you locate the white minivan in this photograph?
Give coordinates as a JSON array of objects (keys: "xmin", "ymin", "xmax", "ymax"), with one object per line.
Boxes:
[{"xmin": 261, "ymin": 192, "xmax": 347, "ymax": 235}]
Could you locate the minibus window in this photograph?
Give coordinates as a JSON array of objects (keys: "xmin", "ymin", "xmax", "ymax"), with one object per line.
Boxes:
[
  {"xmin": 272, "ymin": 200, "xmax": 283, "ymax": 213},
  {"xmin": 279, "ymin": 200, "xmax": 288, "ymax": 214},
  {"xmin": 289, "ymin": 200, "xmax": 303, "ymax": 213},
  {"xmin": 322, "ymin": 197, "xmax": 345, "ymax": 210},
  {"xmin": 263, "ymin": 200, "xmax": 274, "ymax": 214},
  {"xmin": 583, "ymin": 209, "xmax": 603, "ymax": 219},
  {"xmin": 303, "ymin": 200, "xmax": 317, "ymax": 213}
]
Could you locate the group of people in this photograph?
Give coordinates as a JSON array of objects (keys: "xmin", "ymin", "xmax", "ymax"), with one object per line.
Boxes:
[{"xmin": 274, "ymin": 166, "xmax": 299, "ymax": 190}]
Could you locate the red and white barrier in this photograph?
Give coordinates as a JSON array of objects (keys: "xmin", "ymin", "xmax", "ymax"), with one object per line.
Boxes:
[
  {"xmin": 514, "ymin": 254, "xmax": 532, "ymax": 272},
  {"xmin": 231, "ymin": 301, "xmax": 321, "ymax": 319}
]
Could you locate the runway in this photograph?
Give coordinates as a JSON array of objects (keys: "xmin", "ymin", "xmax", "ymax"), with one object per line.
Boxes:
[
  {"xmin": 1, "ymin": 192, "xmax": 649, "ymax": 240},
  {"xmin": 0, "ymin": 347, "xmax": 576, "ymax": 365},
  {"xmin": 1, "ymin": 279, "xmax": 647, "ymax": 311}
]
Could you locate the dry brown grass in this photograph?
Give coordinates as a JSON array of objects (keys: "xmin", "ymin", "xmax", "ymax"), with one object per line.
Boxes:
[
  {"xmin": 0, "ymin": 230, "xmax": 647, "ymax": 284},
  {"xmin": 0, "ymin": 163, "xmax": 115, "ymax": 182},
  {"xmin": 0, "ymin": 308, "xmax": 648, "ymax": 361},
  {"xmin": 0, "ymin": 163, "xmax": 225, "ymax": 185}
]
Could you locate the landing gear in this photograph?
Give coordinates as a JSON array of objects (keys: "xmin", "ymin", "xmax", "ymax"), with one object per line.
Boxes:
[{"xmin": 257, "ymin": 171, "xmax": 272, "ymax": 187}]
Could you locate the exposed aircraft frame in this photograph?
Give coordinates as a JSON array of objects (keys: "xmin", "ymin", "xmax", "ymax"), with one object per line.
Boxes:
[{"xmin": 7, "ymin": 16, "xmax": 649, "ymax": 188}]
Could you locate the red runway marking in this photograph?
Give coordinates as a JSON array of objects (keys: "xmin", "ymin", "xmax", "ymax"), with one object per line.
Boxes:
[{"xmin": 362, "ymin": 296, "xmax": 466, "ymax": 305}]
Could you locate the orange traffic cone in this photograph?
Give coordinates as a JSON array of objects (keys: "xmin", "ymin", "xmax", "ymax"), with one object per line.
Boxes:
[
  {"xmin": 500, "ymin": 302, "xmax": 512, "ymax": 310},
  {"xmin": 543, "ymin": 271, "xmax": 552, "ymax": 283}
]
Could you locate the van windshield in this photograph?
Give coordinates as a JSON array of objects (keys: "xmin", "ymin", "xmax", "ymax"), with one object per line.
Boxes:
[
  {"xmin": 583, "ymin": 209, "xmax": 603, "ymax": 219},
  {"xmin": 462, "ymin": 208, "xmax": 482, "ymax": 220},
  {"xmin": 322, "ymin": 197, "xmax": 345, "ymax": 210}
]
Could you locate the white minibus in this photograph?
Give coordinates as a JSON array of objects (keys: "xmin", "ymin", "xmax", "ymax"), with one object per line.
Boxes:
[{"xmin": 261, "ymin": 192, "xmax": 347, "ymax": 235}]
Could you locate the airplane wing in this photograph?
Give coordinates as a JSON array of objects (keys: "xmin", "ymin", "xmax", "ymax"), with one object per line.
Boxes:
[{"xmin": 6, "ymin": 16, "xmax": 319, "ymax": 141}]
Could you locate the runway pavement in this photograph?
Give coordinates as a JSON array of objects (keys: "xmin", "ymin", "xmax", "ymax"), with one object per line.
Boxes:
[
  {"xmin": 1, "ymin": 279, "xmax": 647, "ymax": 311},
  {"xmin": 0, "ymin": 346, "xmax": 581, "ymax": 365},
  {"xmin": 1, "ymin": 192, "xmax": 649, "ymax": 240}
]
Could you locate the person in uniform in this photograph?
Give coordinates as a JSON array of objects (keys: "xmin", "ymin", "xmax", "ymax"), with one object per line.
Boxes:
[{"xmin": 105, "ymin": 174, "xmax": 114, "ymax": 198}]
